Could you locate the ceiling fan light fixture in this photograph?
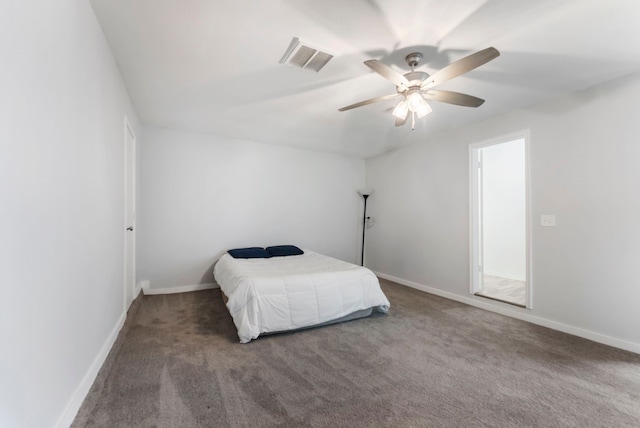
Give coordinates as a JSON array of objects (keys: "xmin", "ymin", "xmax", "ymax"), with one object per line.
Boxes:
[
  {"xmin": 392, "ymin": 92, "xmax": 430, "ymax": 121},
  {"xmin": 392, "ymin": 101, "xmax": 409, "ymax": 120},
  {"xmin": 414, "ymin": 100, "xmax": 432, "ymax": 118},
  {"xmin": 406, "ymin": 91, "xmax": 424, "ymax": 110}
]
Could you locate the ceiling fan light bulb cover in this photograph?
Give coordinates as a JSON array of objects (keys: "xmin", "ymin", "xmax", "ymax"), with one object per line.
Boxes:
[
  {"xmin": 392, "ymin": 101, "xmax": 409, "ymax": 120},
  {"xmin": 407, "ymin": 91, "xmax": 424, "ymax": 110},
  {"xmin": 415, "ymin": 101, "xmax": 432, "ymax": 118}
]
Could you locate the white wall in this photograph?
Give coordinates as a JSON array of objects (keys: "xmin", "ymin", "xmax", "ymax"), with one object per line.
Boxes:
[
  {"xmin": 0, "ymin": 1, "xmax": 139, "ymax": 427},
  {"xmin": 138, "ymin": 127, "xmax": 365, "ymax": 291},
  {"xmin": 482, "ymin": 139, "xmax": 526, "ymax": 280},
  {"xmin": 366, "ymin": 72, "xmax": 640, "ymax": 352}
]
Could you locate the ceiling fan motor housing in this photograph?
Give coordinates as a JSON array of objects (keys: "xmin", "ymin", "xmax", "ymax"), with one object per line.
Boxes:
[{"xmin": 397, "ymin": 71, "xmax": 429, "ymax": 93}]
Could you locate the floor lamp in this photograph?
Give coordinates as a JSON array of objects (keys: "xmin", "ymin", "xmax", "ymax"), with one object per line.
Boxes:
[{"xmin": 358, "ymin": 189, "xmax": 374, "ymax": 266}]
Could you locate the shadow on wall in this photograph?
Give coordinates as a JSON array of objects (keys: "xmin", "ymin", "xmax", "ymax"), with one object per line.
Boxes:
[
  {"xmin": 204, "ymin": 248, "xmax": 238, "ymax": 285},
  {"xmin": 201, "ymin": 254, "xmax": 225, "ymax": 285}
]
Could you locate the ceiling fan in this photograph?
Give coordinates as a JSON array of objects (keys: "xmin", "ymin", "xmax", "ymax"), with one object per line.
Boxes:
[{"xmin": 339, "ymin": 47, "xmax": 500, "ymax": 129}]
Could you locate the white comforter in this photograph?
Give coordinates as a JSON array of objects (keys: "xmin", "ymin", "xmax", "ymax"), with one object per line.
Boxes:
[{"xmin": 213, "ymin": 250, "xmax": 390, "ymax": 343}]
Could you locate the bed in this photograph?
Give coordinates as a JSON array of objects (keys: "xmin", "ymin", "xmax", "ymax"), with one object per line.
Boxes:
[{"xmin": 213, "ymin": 247, "xmax": 390, "ymax": 343}]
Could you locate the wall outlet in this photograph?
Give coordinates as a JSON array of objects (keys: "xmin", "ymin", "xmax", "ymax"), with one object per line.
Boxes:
[{"xmin": 541, "ymin": 214, "xmax": 556, "ymax": 227}]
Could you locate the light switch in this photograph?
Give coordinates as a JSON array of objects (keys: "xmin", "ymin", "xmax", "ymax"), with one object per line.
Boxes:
[{"xmin": 541, "ymin": 214, "xmax": 556, "ymax": 227}]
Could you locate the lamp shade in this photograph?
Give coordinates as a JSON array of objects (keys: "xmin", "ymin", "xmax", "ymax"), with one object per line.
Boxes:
[
  {"xmin": 406, "ymin": 91, "xmax": 423, "ymax": 111},
  {"xmin": 414, "ymin": 100, "xmax": 432, "ymax": 118},
  {"xmin": 357, "ymin": 188, "xmax": 374, "ymax": 197},
  {"xmin": 407, "ymin": 91, "xmax": 432, "ymax": 118},
  {"xmin": 392, "ymin": 101, "xmax": 408, "ymax": 120}
]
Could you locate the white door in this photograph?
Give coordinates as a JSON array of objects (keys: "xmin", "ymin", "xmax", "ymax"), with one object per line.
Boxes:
[{"xmin": 124, "ymin": 118, "xmax": 136, "ymax": 310}]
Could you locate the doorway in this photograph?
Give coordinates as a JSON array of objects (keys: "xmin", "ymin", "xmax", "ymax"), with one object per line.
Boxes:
[
  {"xmin": 470, "ymin": 134, "xmax": 530, "ymax": 308},
  {"xmin": 124, "ymin": 117, "xmax": 137, "ymax": 310}
]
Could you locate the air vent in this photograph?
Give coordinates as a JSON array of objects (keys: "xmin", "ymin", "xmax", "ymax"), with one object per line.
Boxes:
[{"xmin": 279, "ymin": 37, "xmax": 334, "ymax": 72}]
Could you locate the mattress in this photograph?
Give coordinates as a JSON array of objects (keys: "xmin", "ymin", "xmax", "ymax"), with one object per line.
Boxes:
[{"xmin": 213, "ymin": 250, "xmax": 390, "ymax": 343}]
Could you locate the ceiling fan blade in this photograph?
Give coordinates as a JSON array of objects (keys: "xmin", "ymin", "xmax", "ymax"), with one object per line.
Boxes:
[
  {"xmin": 423, "ymin": 90, "xmax": 485, "ymax": 107},
  {"xmin": 364, "ymin": 60, "xmax": 410, "ymax": 89},
  {"xmin": 338, "ymin": 93, "xmax": 401, "ymax": 112},
  {"xmin": 395, "ymin": 116, "xmax": 407, "ymax": 127},
  {"xmin": 421, "ymin": 47, "xmax": 500, "ymax": 89}
]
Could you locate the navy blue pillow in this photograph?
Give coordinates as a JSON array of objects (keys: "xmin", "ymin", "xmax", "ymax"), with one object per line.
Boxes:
[
  {"xmin": 266, "ymin": 245, "xmax": 304, "ymax": 257},
  {"xmin": 228, "ymin": 247, "xmax": 271, "ymax": 259}
]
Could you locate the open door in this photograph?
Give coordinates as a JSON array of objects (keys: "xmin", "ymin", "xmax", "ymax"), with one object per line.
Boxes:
[{"xmin": 470, "ymin": 133, "xmax": 530, "ymax": 308}]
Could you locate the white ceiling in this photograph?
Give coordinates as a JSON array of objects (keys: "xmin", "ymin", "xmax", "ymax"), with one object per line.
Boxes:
[{"xmin": 90, "ymin": 0, "xmax": 640, "ymax": 158}]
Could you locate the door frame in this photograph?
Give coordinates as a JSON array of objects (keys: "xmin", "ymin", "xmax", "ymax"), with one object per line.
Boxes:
[
  {"xmin": 124, "ymin": 116, "xmax": 137, "ymax": 311},
  {"xmin": 469, "ymin": 130, "xmax": 532, "ymax": 308}
]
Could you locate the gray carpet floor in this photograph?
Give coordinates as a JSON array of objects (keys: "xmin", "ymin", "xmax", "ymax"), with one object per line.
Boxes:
[{"xmin": 73, "ymin": 279, "xmax": 640, "ymax": 427}]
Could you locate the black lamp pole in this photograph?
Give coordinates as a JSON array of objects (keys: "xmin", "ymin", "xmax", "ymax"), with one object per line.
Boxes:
[{"xmin": 360, "ymin": 194, "xmax": 370, "ymax": 266}]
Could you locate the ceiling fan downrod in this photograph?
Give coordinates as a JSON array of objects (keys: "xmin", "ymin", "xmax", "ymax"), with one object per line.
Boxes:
[{"xmin": 405, "ymin": 52, "xmax": 423, "ymax": 72}]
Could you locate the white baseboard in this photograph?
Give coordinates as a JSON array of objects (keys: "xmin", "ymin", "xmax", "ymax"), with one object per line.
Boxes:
[
  {"xmin": 142, "ymin": 282, "xmax": 218, "ymax": 295},
  {"xmin": 375, "ymin": 271, "xmax": 640, "ymax": 355},
  {"xmin": 55, "ymin": 311, "xmax": 126, "ymax": 428},
  {"xmin": 134, "ymin": 281, "xmax": 144, "ymax": 299}
]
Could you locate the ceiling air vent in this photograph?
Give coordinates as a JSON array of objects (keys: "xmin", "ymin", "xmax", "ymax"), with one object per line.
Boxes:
[{"xmin": 279, "ymin": 37, "xmax": 334, "ymax": 72}]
